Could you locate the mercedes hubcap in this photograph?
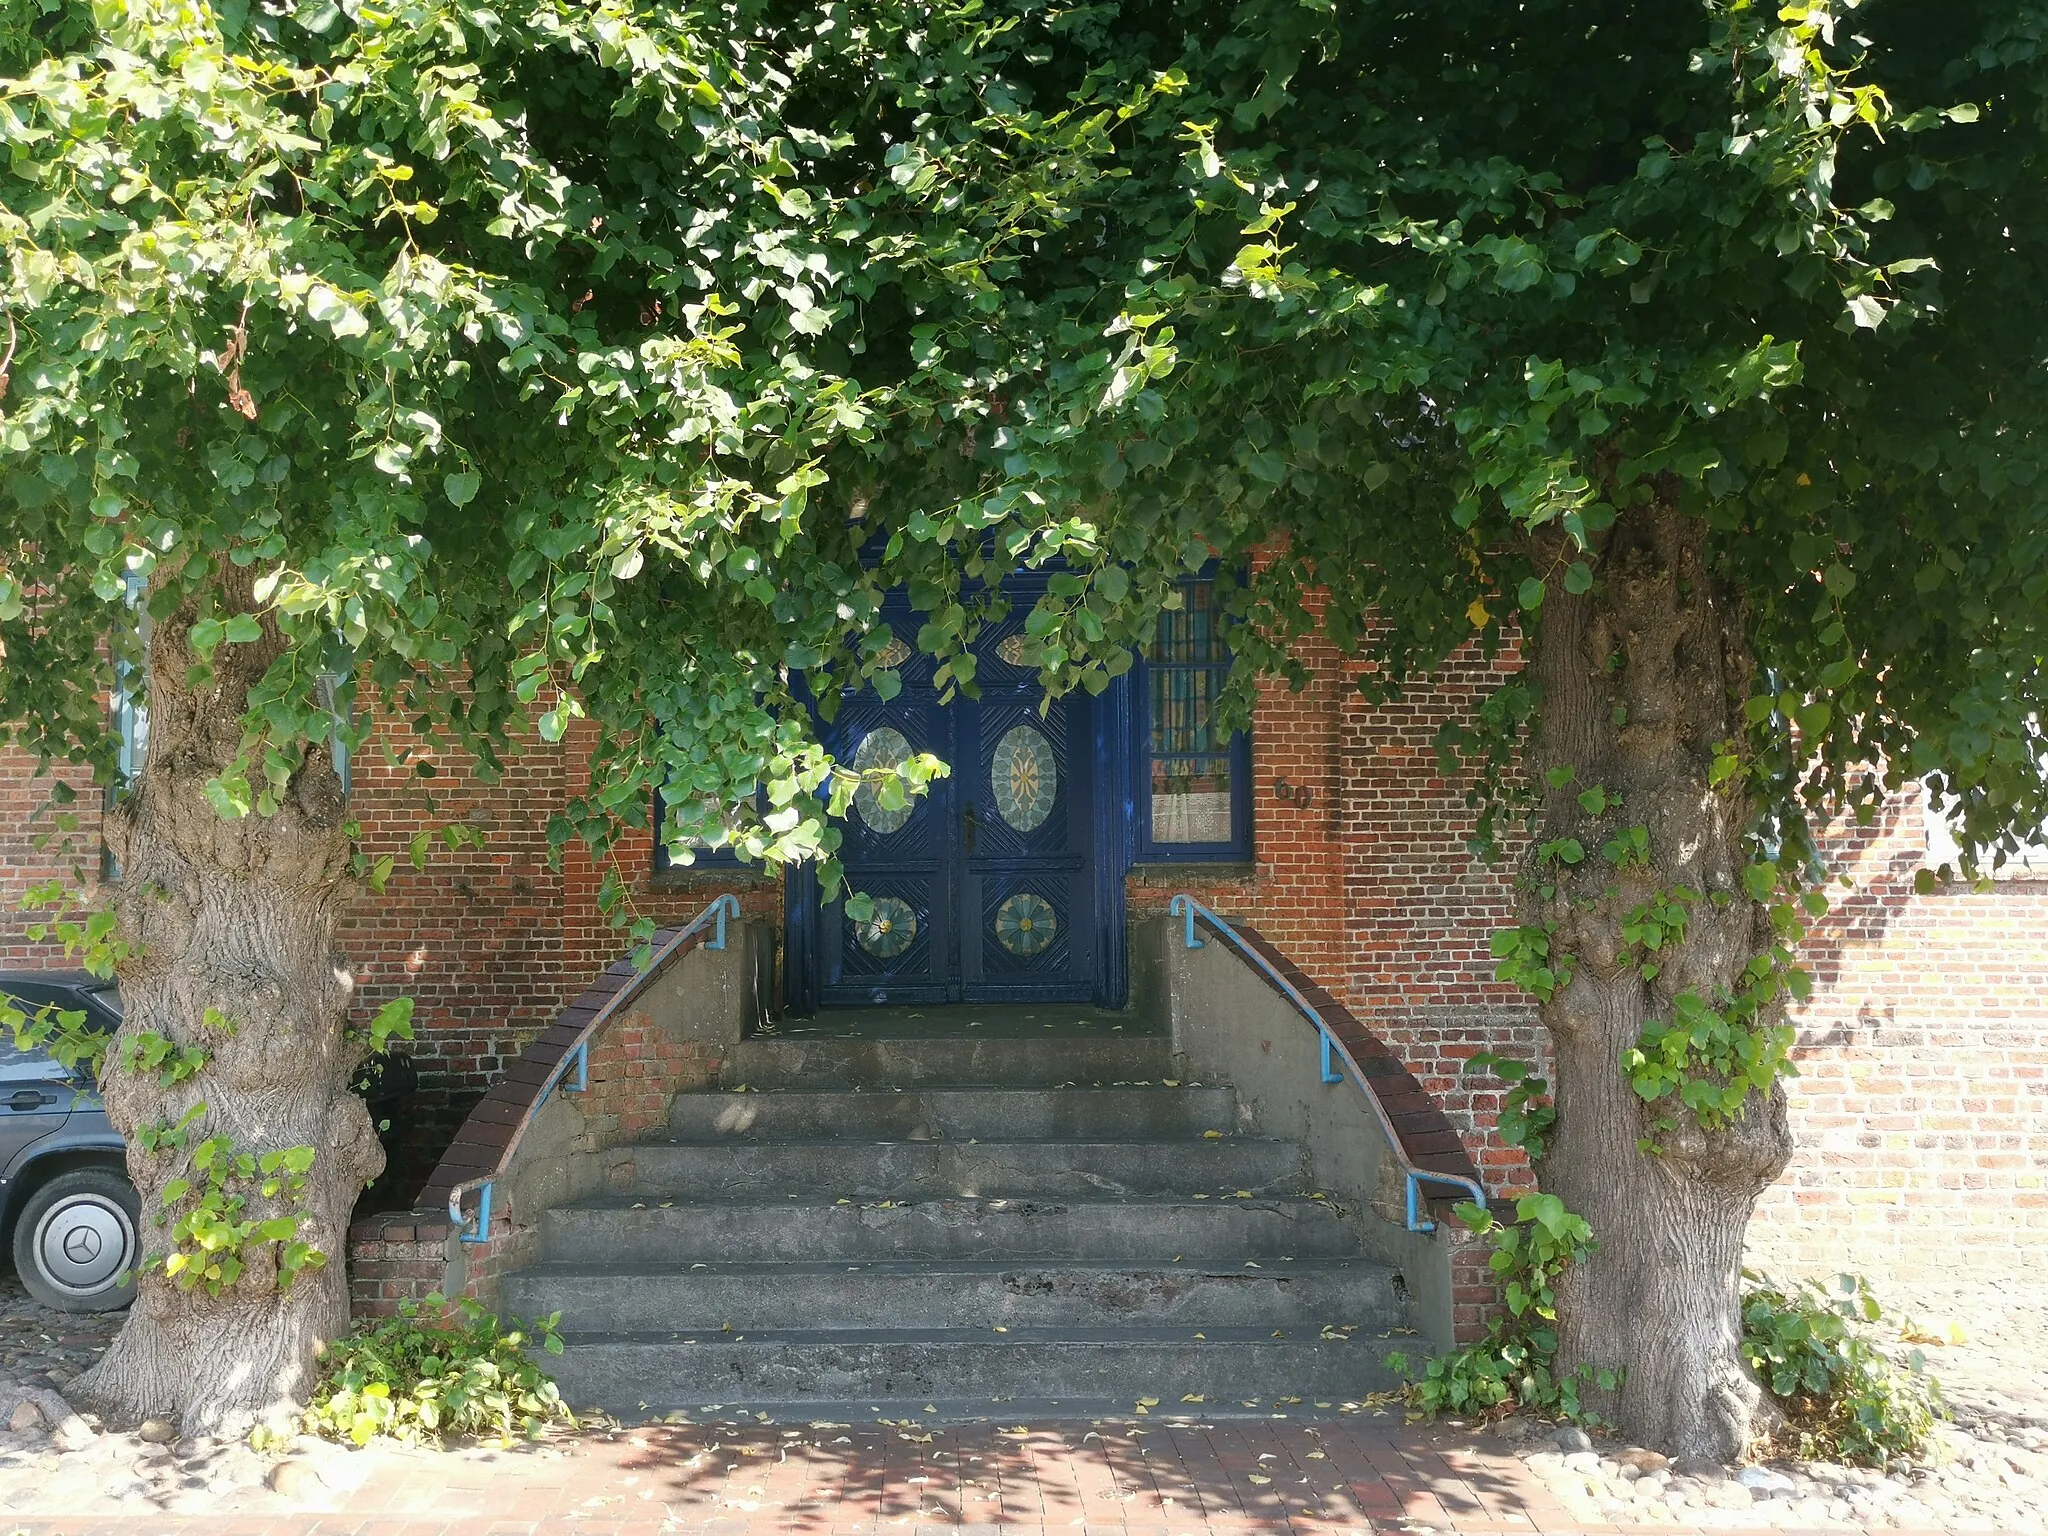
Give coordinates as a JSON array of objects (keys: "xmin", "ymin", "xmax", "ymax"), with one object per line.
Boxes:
[{"xmin": 35, "ymin": 1194, "xmax": 133, "ymax": 1295}]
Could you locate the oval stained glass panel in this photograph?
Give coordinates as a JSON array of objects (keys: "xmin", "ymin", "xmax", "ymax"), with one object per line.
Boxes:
[
  {"xmin": 994, "ymin": 892, "xmax": 1057, "ymax": 957},
  {"xmin": 856, "ymin": 896, "xmax": 918, "ymax": 958},
  {"xmin": 851, "ymin": 726, "xmax": 914, "ymax": 834},
  {"xmin": 994, "ymin": 633, "xmax": 1031, "ymax": 668},
  {"xmin": 990, "ymin": 725, "xmax": 1057, "ymax": 833}
]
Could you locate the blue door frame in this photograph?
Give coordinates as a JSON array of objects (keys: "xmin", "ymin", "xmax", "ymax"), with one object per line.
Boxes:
[{"xmin": 785, "ymin": 590, "xmax": 1137, "ymax": 1013}]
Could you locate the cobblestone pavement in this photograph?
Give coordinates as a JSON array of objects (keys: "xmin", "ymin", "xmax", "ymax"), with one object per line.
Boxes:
[{"xmin": 0, "ymin": 1272, "xmax": 2041, "ymax": 1533}]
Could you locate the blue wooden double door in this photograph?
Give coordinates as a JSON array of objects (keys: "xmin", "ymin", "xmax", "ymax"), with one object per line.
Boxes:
[{"xmin": 810, "ymin": 623, "xmax": 1100, "ymax": 1007}]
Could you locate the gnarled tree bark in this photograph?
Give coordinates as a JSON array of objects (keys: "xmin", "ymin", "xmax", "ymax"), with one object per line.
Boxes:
[
  {"xmin": 74, "ymin": 567, "xmax": 381, "ymax": 1436},
  {"xmin": 1523, "ymin": 499, "xmax": 1793, "ymax": 1461}
]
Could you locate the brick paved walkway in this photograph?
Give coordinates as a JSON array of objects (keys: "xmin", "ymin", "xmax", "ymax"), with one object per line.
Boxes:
[{"xmin": 8, "ymin": 1417, "xmax": 1953, "ymax": 1535}]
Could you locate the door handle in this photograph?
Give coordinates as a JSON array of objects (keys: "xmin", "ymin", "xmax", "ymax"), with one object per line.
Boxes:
[
  {"xmin": 5, "ymin": 1090, "xmax": 55, "ymax": 1112},
  {"xmin": 962, "ymin": 801, "xmax": 979, "ymax": 853}
]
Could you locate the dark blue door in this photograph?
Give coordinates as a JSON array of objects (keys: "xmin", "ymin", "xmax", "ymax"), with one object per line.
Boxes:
[{"xmin": 815, "ymin": 613, "xmax": 1095, "ymax": 1006}]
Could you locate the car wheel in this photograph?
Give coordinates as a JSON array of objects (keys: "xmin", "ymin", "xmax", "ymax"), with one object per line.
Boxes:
[{"xmin": 12, "ymin": 1167, "xmax": 140, "ymax": 1312}]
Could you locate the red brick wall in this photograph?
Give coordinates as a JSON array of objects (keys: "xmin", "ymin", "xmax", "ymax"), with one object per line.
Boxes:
[
  {"xmin": 341, "ymin": 719, "xmax": 762, "ymax": 1203},
  {"xmin": 0, "ymin": 744, "xmax": 104, "ymax": 969},
  {"xmin": 1746, "ymin": 790, "xmax": 2048, "ymax": 1278},
  {"xmin": 1132, "ymin": 646, "xmax": 2048, "ymax": 1286},
  {"xmin": 5, "ymin": 657, "xmax": 2044, "ymax": 1295},
  {"xmin": 1128, "ymin": 639, "xmax": 1541, "ymax": 1198}
]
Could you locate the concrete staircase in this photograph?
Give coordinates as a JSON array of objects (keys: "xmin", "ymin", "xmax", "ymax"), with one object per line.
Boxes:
[{"xmin": 499, "ymin": 1016, "xmax": 1410, "ymax": 1419}]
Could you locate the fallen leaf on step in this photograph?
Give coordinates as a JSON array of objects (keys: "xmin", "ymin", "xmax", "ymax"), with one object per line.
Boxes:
[
  {"xmin": 1181, "ymin": 1394, "xmax": 1204, "ymax": 1403},
  {"xmin": 1248, "ymin": 1475, "xmax": 1271, "ymax": 1485},
  {"xmin": 1202, "ymin": 1130, "xmax": 1222, "ymax": 1139}
]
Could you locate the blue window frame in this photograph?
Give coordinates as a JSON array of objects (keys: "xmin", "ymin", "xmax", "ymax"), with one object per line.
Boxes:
[{"xmin": 1135, "ymin": 578, "xmax": 1252, "ymax": 862}]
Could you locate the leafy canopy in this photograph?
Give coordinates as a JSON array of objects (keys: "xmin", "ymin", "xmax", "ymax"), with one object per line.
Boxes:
[{"xmin": 2, "ymin": 0, "xmax": 2043, "ymax": 901}]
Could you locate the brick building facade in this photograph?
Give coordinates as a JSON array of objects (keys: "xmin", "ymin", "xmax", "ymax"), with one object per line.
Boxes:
[{"xmin": 2, "ymin": 637, "xmax": 2042, "ymax": 1293}]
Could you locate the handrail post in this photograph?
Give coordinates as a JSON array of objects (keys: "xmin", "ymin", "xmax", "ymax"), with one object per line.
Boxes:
[
  {"xmin": 1168, "ymin": 893, "xmax": 1204, "ymax": 950},
  {"xmin": 451, "ymin": 1179, "xmax": 494, "ymax": 1246},
  {"xmin": 1406, "ymin": 1174, "xmax": 1431, "ymax": 1233},
  {"xmin": 707, "ymin": 892, "xmax": 739, "ymax": 951},
  {"xmin": 1319, "ymin": 1027, "xmax": 1342, "ymax": 1085}
]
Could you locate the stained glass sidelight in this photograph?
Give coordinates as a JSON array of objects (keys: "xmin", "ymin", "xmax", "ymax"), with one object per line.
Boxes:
[
  {"xmin": 994, "ymin": 892, "xmax": 1057, "ymax": 956},
  {"xmin": 990, "ymin": 724, "xmax": 1057, "ymax": 833},
  {"xmin": 851, "ymin": 726, "xmax": 915, "ymax": 834},
  {"xmin": 1147, "ymin": 581, "xmax": 1235, "ymax": 844},
  {"xmin": 856, "ymin": 896, "xmax": 918, "ymax": 958}
]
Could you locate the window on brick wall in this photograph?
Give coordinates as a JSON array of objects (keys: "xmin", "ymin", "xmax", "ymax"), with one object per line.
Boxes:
[
  {"xmin": 111, "ymin": 571, "xmax": 349, "ymax": 798},
  {"xmin": 1135, "ymin": 576, "xmax": 1252, "ymax": 862},
  {"xmin": 652, "ymin": 791, "xmax": 745, "ymax": 875}
]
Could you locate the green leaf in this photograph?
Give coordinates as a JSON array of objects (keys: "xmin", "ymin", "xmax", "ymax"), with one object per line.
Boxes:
[{"xmin": 444, "ymin": 471, "xmax": 482, "ymax": 507}]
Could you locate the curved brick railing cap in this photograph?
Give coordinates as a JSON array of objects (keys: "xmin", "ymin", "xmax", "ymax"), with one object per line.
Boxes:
[
  {"xmin": 1229, "ymin": 922, "xmax": 1483, "ymax": 1187},
  {"xmin": 423, "ymin": 894, "xmax": 740, "ymax": 1222}
]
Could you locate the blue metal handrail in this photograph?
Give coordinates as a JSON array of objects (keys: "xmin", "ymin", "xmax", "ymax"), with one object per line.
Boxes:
[
  {"xmin": 1167, "ymin": 893, "xmax": 1487, "ymax": 1233},
  {"xmin": 446, "ymin": 893, "xmax": 741, "ymax": 1244}
]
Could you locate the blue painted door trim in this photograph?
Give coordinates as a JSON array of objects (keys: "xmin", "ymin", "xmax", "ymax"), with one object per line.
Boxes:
[{"xmin": 784, "ymin": 586, "xmax": 1135, "ymax": 1012}]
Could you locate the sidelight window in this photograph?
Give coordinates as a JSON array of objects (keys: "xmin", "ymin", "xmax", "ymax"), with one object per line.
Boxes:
[{"xmin": 1137, "ymin": 578, "xmax": 1251, "ymax": 861}]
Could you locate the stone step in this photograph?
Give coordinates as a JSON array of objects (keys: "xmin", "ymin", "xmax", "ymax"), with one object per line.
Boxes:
[
  {"xmin": 540, "ymin": 1195, "xmax": 1356, "ymax": 1266},
  {"xmin": 540, "ymin": 1325, "xmax": 1406, "ymax": 1418},
  {"xmin": 720, "ymin": 1036, "xmax": 1173, "ymax": 1089},
  {"xmin": 500, "ymin": 1257, "xmax": 1401, "ymax": 1334},
  {"xmin": 618, "ymin": 1137, "xmax": 1306, "ymax": 1200},
  {"xmin": 669, "ymin": 1086, "xmax": 1235, "ymax": 1143}
]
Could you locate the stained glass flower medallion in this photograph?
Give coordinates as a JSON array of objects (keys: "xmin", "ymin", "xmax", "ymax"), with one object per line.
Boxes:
[
  {"xmin": 991, "ymin": 725, "xmax": 1057, "ymax": 833},
  {"xmin": 994, "ymin": 892, "xmax": 1057, "ymax": 957},
  {"xmin": 856, "ymin": 896, "xmax": 918, "ymax": 958},
  {"xmin": 851, "ymin": 726, "xmax": 914, "ymax": 834}
]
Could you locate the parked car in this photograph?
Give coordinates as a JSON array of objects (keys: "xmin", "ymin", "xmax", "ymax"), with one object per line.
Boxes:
[
  {"xmin": 0, "ymin": 971, "xmax": 131, "ymax": 1312},
  {"xmin": 0, "ymin": 971, "xmax": 417, "ymax": 1313}
]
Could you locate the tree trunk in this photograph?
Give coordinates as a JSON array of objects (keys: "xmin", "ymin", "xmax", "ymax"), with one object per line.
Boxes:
[
  {"xmin": 1523, "ymin": 500, "xmax": 1793, "ymax": 1461},
  {"xmin": 74, "ymin": 568, "xmax": 381, "ymax": 1437}
]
